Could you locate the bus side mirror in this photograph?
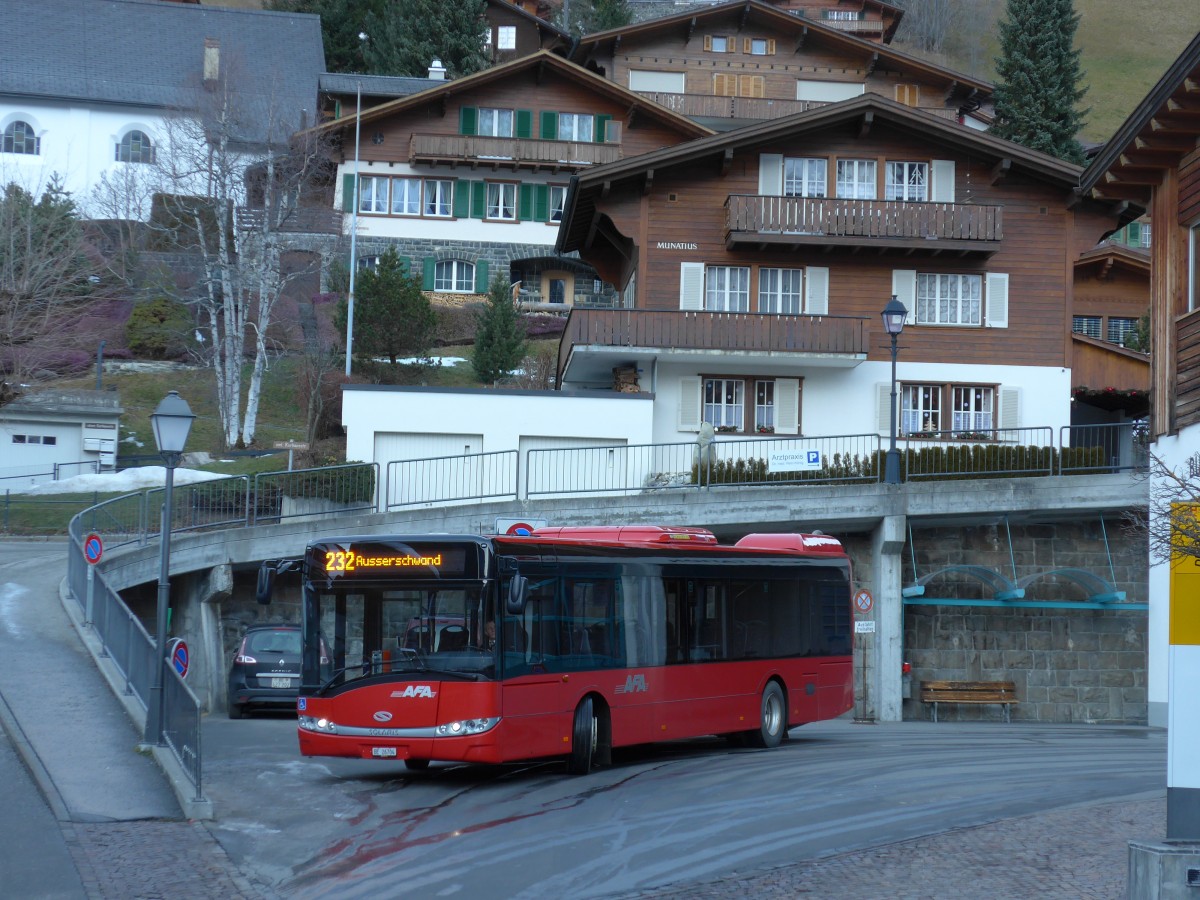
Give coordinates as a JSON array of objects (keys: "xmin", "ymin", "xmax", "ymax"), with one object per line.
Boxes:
[
  {"xmin": 505, "ymin": 573, "xmax": 528, "ymax": 615},
  {"xmin": 256, "ymin": 562, "xmax": 276, "ymax": 605}
]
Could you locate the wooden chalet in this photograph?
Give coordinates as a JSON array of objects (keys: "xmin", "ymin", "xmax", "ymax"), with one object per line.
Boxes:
[{"xmin": 765, "ymin": 0, "xmax": 903, "ymax": 44}]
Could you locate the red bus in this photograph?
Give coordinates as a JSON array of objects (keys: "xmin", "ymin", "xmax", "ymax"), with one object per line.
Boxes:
[{"xmin": 285, "ymin": 526, "xmax": 854, "ymax": 773}]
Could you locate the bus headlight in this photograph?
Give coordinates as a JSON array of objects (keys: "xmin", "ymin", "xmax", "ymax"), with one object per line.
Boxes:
[
  {"xmin": 299, "ymin": 715, "xmax": 338, "ymax": 734},
  {"xmin": 436, "ymin": 717, "xmax": 499, "ymax": 736}
]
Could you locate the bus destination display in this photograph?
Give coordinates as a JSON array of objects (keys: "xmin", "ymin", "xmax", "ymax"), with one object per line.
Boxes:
[{"xmin": 310, "ymin": 543, "xmax": 472, "ymax": 579}]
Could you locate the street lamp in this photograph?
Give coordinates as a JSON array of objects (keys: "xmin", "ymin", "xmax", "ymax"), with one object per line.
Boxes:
[
  {"xmin": 146, "ymin": 390, "xmax": 194, "ymax": 746},
  {"xmin": 881, "ymin": 295, "xmax": 907, "ymax": 485}
]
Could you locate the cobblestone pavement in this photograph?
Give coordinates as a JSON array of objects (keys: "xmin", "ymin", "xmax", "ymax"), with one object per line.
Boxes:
[{"xmin": 58, "ymin": 795, "xmax": 1162, "ymax": 899}]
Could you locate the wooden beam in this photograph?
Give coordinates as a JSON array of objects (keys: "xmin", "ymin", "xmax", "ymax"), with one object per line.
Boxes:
[
  {"xmin": 990, "ymin": 157, "xmax": 1012, "ymax": 185},
  {"xmin": 943, "ymin": 80, "xmax": 959, "ymax": 102},
  {"xmin": 865, "ymin": 52, "xmax": 878, "ymax": 76},
  {"xmin": 1109, "ymin": 200, "xmax": 1130, "ymax": 220},
  {"xmin": 739, "ymin": 1, "xmax": 750, "ymax": 31},
  {"xmin": 685, "ymin": 16, "xmax": 695, "ymax": 45},
  {"xmin": 642, "ymin": 169, "xmax": 654, "ymax": 195},
  {"xmin": 1100, "ymin": 257, "xmax": 1114, "ymax": 280},
  {"xmin": 583, "ymin": 210, "xmax": 601, "ymax": 252},
  {"xmin": 858, "ymin": 111, "xmax": 873, "ymax": 137},
  {"xmin": 720, "ymin": 148, "xmax": 733, "ymax": 175},
  {"xmin": 795, "ymin": 26, "xmax": 808, "ymax": 51}
]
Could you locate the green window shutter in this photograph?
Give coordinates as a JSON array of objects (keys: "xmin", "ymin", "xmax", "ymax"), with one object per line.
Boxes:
[
  {"xmin": 459, "ymin": 106, "xmax": 477, "ymax": 135},
  {"xmin": 474, "ymin": 259, "xmax": 490, "ymax": 294},
  {"xmin": 594, "ymin": 114, "xmax": 611, "ymax": 143},
  {"xmin": 334, "ymin": 100, "xmax": 342, "ymax": 119},
  {"xmin": 453, "ymin": 179, "xmax": 470, "ymax": 218},
  {"xmin": 516, "ymin": 109, "xmax": 533, "ymax": 139},
  {"xmin": 518, "ymin": 184, "xmax": 533, "ymax": 221},
  {"xmin": 399, "ymin": 256, "xmax": 411, "ymax": 275},
  {"xmin": 1126, "ymin": 223, "xmax": 1141, "ymax": 245},
  {"xmin": 423, "ymin": 257, "xmax": 436, "ymax": 290},
  {"xmin": 471, "ymin": 181, "xmax": 486, "ymax": 218},
  {"xmin": 534, "ymin": 184, "xmax": 549, "ymax": 222},
  {"xmin": 342, "ymin": 173, "xmax": 356, "ymax": 212},
  {"xmin": 540, "ymin": 111, "xmax": 558, "ymax": 139}
]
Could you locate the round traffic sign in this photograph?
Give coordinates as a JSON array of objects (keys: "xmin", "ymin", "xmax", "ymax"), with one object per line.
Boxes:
[
  {"xmin": 168, "ymin": 637, "xmax": 189, "ymax": 679},
  {"xmin": 854, "ymin": 589, "xmax": 874, "ymax": 614},
  {"xmin": 83, "ymin": 533, "xmax": 104, "ymax": 565},
  {"xmin": 506, "ymin": 522, "xmax": 534, "ymax": 536}
]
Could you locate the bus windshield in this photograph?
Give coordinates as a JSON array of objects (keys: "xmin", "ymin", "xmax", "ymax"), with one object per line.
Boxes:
[{"xmin": 306, "ymin": 582, "xmax": 494, "ymax": 690}]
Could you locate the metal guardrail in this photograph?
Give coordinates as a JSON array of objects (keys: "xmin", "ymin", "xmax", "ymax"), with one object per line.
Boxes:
[
  {"xmin": 1059, "ymin": 422, "xmax": 1150, "ymax": 474},
  {"xmin": 146, "ymin": 476, "xmax": 251, "ymax": 536},
  {"xmin": 707, "ymin": 434, "xmax": 883, "ymax": 486},
  {"xmin": 252, "ymin": 463, "xmax": 378, "ymax": 523},
  {"xmin": 162, "ymin": 661, "xmax": 203, "ymax": 801},
  {"xmin": 525, "ymin": 442, "xmax": 698, "ymax": 497},
  {"xmin": 386, "ymin": 451, "xmax": 516, "ymax": 509},
  {"xmin": 902, "ymin": 427, "xmax": 1057, "ymax": 480}
]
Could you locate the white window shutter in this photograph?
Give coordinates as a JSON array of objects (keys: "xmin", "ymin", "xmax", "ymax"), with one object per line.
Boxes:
[
  {"xmin": 999, "ymin": 387, "xmax": 1019, "ymax": 429},
  {"xmin": 892, "ymin": 269, "xmax": 916, "ymax": 324},
  {"xmin": 758, "ymin": 153, "xmax": 783, "ymax": 196},
  {"xmin": 986, "ymin": 272, "xmax": 1009, "ymax": 328},
  {"xmin": 678, "ymin": 377, "xmax": 702, "ymax": 431},
  {"xmin": 930, "ymin": 159, "xmax": 955, "ymax": 203},
  {"xmin": 679, "ymin": 262, "xmax": 704, "ymax": 311},
  {"xmin": 805, "ymin": 266, "xmax": 828, "ymax": 315},
  {"xmin": 877, "ymin": 383, "xmax": 892, "ymax": 434},
  {"xmin": 775, "ymin": 378, "xmax": 800, "ymax": 434}
]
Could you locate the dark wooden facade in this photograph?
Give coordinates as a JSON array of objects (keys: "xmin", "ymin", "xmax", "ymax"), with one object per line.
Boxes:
[{"xmin": 483, "ymin": 0, "xmax": 570, "ymax": 65}]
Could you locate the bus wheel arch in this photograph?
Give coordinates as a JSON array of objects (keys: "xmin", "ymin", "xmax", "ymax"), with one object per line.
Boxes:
[
  {"xmin": 747, "ymin": 678, "xmax": 787, "ymax": 749},
  {"xmin": 567, "ymin": 693, "xmax": 611, "ymax": 774}
]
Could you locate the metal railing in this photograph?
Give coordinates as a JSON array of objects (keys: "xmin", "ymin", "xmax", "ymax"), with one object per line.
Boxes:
[
  {"xmin": 386, "ymin": 451, "xmax": 517, "ymax": 509},
  {"xmin": 252, "ymin": 463, "xmax": 378, "ymax": 523},
  {"xmin": 1059, "ymin": 422, "xmax": 1150, "ymax": 474},
  {"xmin": 707, "ymin": 434, "xmax": 883, "ymax": 487},
  {"xmin": 525, "ymin": 442, "xmax": 699, "ymax": 497},
  {"xmin": 901, "ymin": 427, "xmax": 1057, "ymax": 480},
  {"xmin": 162, "ymin": 662, "xmax": 203, "ymax": 802},
  {"xmin": 145, "ymin": 476, "xmax": 251, "ymax": 537}
]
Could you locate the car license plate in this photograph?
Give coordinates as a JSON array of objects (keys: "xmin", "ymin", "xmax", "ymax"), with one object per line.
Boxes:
[
  {"xmin": 270, "ymin": 677, "xmax": 292, "ymax": 689},
  {"xmin": 372, "ymin": 747, "xmax": 397, "ymax": 758}
]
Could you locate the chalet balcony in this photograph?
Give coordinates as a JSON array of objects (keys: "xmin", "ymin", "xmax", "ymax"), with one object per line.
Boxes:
[
  {"xmin": 634, "ymin": 92, "xmax": 964, "ymax": 122},
  {"xmin": 725, "ymin": 195, "xmax": 1003, "ymax": 254},
  {"xmin": 558, "ymin": 308, "xmax": 868, "ymax": 385},
  {"xmin": 409, "ymin": 133, "xmax": 621, "ymax": 171}
]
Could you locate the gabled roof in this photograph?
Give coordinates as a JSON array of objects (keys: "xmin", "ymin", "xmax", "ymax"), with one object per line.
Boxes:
[
  {"xmin": 320, "ymin": 73, "xmax": 443, "ymax": 100},
  {"xmin": 1074, "ymin": 242, "xmax": 1151, "ymax": 276},
  {"xmin": 571, "ymin": 0, "xmax": 991, "ymax": 97},
  {"xmin": 311, "ymin": 51, "xmax": 713, "ymax": 140},
  {"xmin": 0, "ymin": 0, "xmax": 325, "ymax": 137},
  {"xmin": 1080, "ymin": 30, "xmax": 1200, "ymax": 203},
  {"xmin": 486, "ymin": 0, "xmax": 572, "ymax": 44},
  {"xmin": 558, "ymin": 92, "xmax": 1082, "ymax": 253}
]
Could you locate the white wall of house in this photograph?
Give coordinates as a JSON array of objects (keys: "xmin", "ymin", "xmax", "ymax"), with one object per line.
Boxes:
[{"xmin": 0, "ymin": 412, "xmax": 120, "ymax": 486}]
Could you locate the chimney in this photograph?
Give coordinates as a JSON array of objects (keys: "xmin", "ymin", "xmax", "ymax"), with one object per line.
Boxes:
[
  {"xmin": 428, "ymin": 58, "xmax": 447, "ymax": 81},
  {"xmin": 203, "ymin": 38, "xmax": 220, "ymax": 89}
]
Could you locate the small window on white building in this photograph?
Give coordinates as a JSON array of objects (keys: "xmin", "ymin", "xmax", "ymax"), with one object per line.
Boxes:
[
  {"xmin": 435, "ymin": 260, "xmax": 475, "ymax": 293},
  {"xmin": 704, "ymin": 378, "xmax": 744, "ymax": 431}
]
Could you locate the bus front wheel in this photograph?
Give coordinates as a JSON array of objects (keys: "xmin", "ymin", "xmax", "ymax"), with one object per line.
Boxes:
[
  {"xmin": 567, "ymin": 697, "xmax": 597, "ymax": 775},
  {"xmin": 748, "ymin": 682, "xmax": 786, "ymax": 749}
]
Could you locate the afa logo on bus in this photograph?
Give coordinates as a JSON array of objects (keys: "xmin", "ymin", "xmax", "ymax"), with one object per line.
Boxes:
[{"xmin": 391, "ymin": 685, "xmax": 438, "ymax": 698}]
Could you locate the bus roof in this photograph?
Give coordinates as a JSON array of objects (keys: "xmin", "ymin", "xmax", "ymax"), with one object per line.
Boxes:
[{"xmin": 530, "ymin": 526, "xmax": 718, "ymax": 544}]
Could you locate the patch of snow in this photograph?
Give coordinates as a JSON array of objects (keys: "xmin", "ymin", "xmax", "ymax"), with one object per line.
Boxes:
[{"xmin": 13, "ymin": 466, "xmax": 229, "ymax": 496}]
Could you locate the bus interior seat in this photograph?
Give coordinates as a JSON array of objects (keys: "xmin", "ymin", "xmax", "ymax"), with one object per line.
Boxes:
[{"xmin": 439, "ymin": 625, "xmax": 468, "ymax": 651}]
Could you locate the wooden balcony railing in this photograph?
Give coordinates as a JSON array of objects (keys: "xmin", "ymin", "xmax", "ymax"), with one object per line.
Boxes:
[
  {"xmin": 409, "ymin": 134, "xmax": 620, "ymax": 169},
  {"xmin": 725, "ymin": 195, "xmax": 1003, "ymax": 246},
  {"xmin": 635, "ymin": 92, "xmax": 965, "ymax": 122},
  {"xmin": 558, "ymin": 309, "xmax": 868, "ymax": 380},
  {"xmin": 817, "ymin": 19, "xmax": 886, "ymax": 33}
]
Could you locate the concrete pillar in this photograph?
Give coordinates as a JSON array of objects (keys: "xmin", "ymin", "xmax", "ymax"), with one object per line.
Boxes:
[
  {"xmin": 178, "ymin": 564, "xmax": 233, "ymax": 713},
  {"xmin": 873, "ymin": 515, "xmax": 907, "ymax": 722}
]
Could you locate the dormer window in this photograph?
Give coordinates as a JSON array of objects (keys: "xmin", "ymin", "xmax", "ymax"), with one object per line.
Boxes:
[
  {"xmin": 117, "ymin": 130, "xmax": 155, "ymax": 164},
  {"xmin": 2, "ymin": 120, "xmax": 39, "ymax": 155},
  {"xmin": 825, "ymin": 9, "xmax": 858, "ymax": 19}
]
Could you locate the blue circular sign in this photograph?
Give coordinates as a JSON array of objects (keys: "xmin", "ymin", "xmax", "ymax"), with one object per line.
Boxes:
[
  {"xmin": 84, "ymin": 533, "xmax": 104, "ymax": 565},
  {"xmin": 168, "ymin": 638, "xmax": 189, "ymax": 678}
]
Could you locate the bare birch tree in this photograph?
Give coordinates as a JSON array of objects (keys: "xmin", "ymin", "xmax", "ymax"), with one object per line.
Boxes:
[{"xmin": 1132, "ymin": 451, "xmax": 1200, "ymax": 563}]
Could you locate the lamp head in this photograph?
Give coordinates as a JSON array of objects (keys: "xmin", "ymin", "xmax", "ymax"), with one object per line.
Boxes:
[
  {"xmin": 151, "ymin": 391, "xmax": 195, "ymax": 456},
  {"xmin": 881, "ymin": 295, "xmax": 908, "ymax": 336}
]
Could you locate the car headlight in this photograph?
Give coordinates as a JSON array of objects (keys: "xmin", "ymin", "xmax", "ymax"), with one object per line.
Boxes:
[
  {"xmin": 436, "ymin": 717, "xmax": 499, "ymax": 736},
  {"xmin": 299, "ymin": 715, "xmax": 338, "ymax": 734}
]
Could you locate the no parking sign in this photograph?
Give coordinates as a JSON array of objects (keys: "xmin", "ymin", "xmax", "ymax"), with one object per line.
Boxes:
[
  {"xmin": 167, "ymin": 637, "xmax": 189, "ymax": 679},
  {"xmin": 854, "ymin": 589, "xmax": 874, "ymax": 614},
  {"xmin": 83, "ymin": 533, "xmax": 104, "ymax": 565}
]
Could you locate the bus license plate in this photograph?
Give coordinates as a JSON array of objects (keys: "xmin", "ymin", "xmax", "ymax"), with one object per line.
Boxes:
[
  {"xmin": 270, "ymin": 677, "xmax": 291, "ymax": 689},
  {"xmin": 372, "ymin": 747, "xmax": 397, "ymax": 758}
]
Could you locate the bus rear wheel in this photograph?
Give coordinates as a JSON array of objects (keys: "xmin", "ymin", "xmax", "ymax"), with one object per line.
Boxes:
[
  {"xmin": 567, "ymin": 697, "xmax": 597, "ymax": 775},
  {"xmin": 747, "ymin": 682, "xmax": 786, "ymax": 749}
]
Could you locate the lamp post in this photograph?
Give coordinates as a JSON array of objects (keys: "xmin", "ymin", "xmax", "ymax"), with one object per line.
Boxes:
[
  {"xmin": 881, "ymin": 295, "xmax": 907, "ymax": 485},
  {"xmin": 146, "ymin": 390, "xmax": 195, "ymax": 746},
  {"xmin": 344, "ymin": 40, "xmax": 366, "ymax": 378}
]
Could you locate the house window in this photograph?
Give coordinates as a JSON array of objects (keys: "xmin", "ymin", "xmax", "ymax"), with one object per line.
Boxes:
[
  {"xmin": 885, "ymin": 162, "xmax": 928, "ymax": 201},
  {"xmin": 390, "ymin": 177, "xmax": 421, "ymax": 215},
  {"xmin": 359, "ymin": 175, "xmax": 388, "ymax": 213},
  {"xmin": 357, "ymin": 255, "xmax": 380, "ymax": 272},
  {"xmin": 825, "ymin": 9, "xmax": 857, "ymax": 19},
  {"xmin": 835, "ymin": 159, "xmax": 876, "ymax": 199},
  {"xmin": 435, "ymin": 259, "xmax": 475, "ymax": 292},
  {"xmin": 755, "ymin": 381, "xmax": 775, "ymax": 431},
  {"xmin": 549, "ymin": 185, "xmax": 567, "ymax": 223},
  {"xmin": 749, "ymin": 38, "xmax": 773, "ymax": 56},
  {"xmin": 1140, "ymin": 224, "xmax": 1152, "ymax": 248},
  {"xmin": 758, "ymin": 268, "xmax": 803, "ymax": 314},
  {"xmin": 497, "ymin": 26, "xmax": 516, "ymax": 50},
  {"xmin": 902, "ymin": 384, "xmax": 941, "ymax": 434},
  {"xmin": 713, "ymin": 73, "xmax": 737, "ymax": 97},
  {"xmin": 2, "ymin": 120, "xmax": 39, "ymax": 155},
  {"xmin": 558, "ymin": 113, "xmax": 594, "ymax": 142},
  {"xmin": 1072, "ymin": 316, "xmax": 1101, "ymax": 338},
  {"xmin": 710, "ymin": 35, "xmax": 730, "ymax": 52},
  {"xmin": 952, "ymin": 386, "xmax": 994, "ymax": 434},
  {"xmin": 116, "ymin": 130, "xmax": 155, "ymax": 164},
  {"xmin": 424, "ymin": 179, "xmax": 453, "ymax": 217},
  {"xmin": 895, "ymin": 84, "xmax": 920, "ymax": 107},
  {"xmin": 486, "ymin": 182, "xmax": 517, "ymax": 221},
  {"xmin": 915, "ymin": 273, "xmax": 982, "ymax": 326},
  {"xmin": 11, "ymin": 434, "xmax": 56, "ymax": 445},
  {"xmin": 478, "ymin": 108, "xmax": 514, "ymax": 138},
  {"xmin": 706, "ymin": 266, "xmax": 750, "ymax": 312},
  {"xmin": 1108, "ymin": 317, "xmax": 1138, "ymax": 345},
  {"xmin": 704, "ymin": 378, "xmax": 744, "ymax": 431},
  {"xmin": 738, "ymin": 75, "xmax": 765, "ymax": 98},
  {"xmin": 784, "ymin": 158, "xmax": 826, "ymax": 198}
]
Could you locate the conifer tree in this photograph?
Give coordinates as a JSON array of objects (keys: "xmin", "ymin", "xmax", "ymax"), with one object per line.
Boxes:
[
  {"xmin": 362, "ymin": 0, "xmax": 488, "ymax": 79},
  {"xmin": 472, "ymin": 275, "xmax": 527, "ymax": 385},
  {"xmin": 992, "ymin": 0, "xmax": 1088, "ymax": 164},
  {"xmin": 334, "ymin": 247, "xmax": 436, "ymax": 367}
]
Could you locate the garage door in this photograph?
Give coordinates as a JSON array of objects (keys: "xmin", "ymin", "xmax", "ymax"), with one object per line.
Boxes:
[{"xmin": 376, "ymin": 432, "xmax": 500, "ymax": 508}]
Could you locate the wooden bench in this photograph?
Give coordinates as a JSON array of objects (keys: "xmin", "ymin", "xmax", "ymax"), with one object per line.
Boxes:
[{"xmin": 920, "ymin": 680, "xmax": 1017, "ymax": 723}]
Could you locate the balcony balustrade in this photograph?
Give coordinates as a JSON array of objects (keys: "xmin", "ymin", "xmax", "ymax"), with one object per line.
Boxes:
[
  {"xmin": 634, "ymin": 92, "xmax": 964, "ymax": 122},
  {"xmin": 409, "ymin": 133, "xmax": 621, "ymax": 170}
]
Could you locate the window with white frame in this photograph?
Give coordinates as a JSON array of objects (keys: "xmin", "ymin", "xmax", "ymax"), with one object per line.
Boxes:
[
  {"xmin": 549, "ymin": 184, "xmax": 567, "ymax": 222},
  {"xmin": 902, "ymin": 384, "xmax": 941, "ymax": 434},
  {"xmin": 11, "ymin": 434, "xmax": 57, "ymax": 445},
  {"xmin": 711, "ymin": 35, "xmax": 730, "ymax": 52},
  {"xmin": 835, "ymin": 159, "xmax": 876, "ymax": 199},
  {"xmin": 486, "ymin": 182, "xmax": 517, "ymax": 221},
  {"xmin": 915, "ymin": 273, "xmax": 982, "ymax": 326},
  {"xmin": 1108, "ymin": 317, "xmax": 1138, "ymax": 345},
  {"xmin": 357, "ymin": 255, "xmax": 380, "ymax": 272},
  {"xmin": 704, "ymin": 378, "xmax": 744, "ymax": 430},
  {"xmin": 390, "ymin": 177, "xmax": 421, "ymax": 215},
  {"xmin": 952, "ymin": 386, "xmax": 994, "ymax": 434},
  {"xmin": 359, "ymin": 175, "xmax": 388, "ymax": 213},
  {"xmin": 758, "ymin": 268, "xmax": 803, "ymax": 314},
  {"xmin": 2, "ymin": 120, "xmax": 39, "ymax": 155},
  {"xmin": 497, "ymin": 26, "xmax": 516, "ymax": 50},
  {"xmin": 885, "ymin": 162, "xmax": 927, "ymax": 201},
  {"xmin": 755, "ymin": 381, "xmax": 775, "ymax": 431},
  {"xmin": 705, "ymin": 266, "xmax": 750, "ymax": 311},
  {"xmin": 749, "ymin": 38, "xmax": 771, "ymax": 55},
  {"xmin": 424, "ymin": 179, "xmax": 453, "ymax": 217},
  {"xmin": 784, "ymin": 157, "xmax": 826, "ymax": 198},
  {"xmin": 435, "ymin": 259, "xmax": 475, "ymax": 292},
  {"xmin": 1072, "ymin": 315, "xmax": 1101, "ymax": 338},
  {"xmin": 116, "ymin": 130, "xmax": 155, "ymax": 164},
  {"xmin": 478, "ymin": 108, "xmax": 514, "ymax": 137},
  {"xmin": 558, "ymin": 113, "xmax": 594, "ymax": 142},
  {"xmin": 825, "ymin": 8, "xmax": 857, "ymax": 19}
]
